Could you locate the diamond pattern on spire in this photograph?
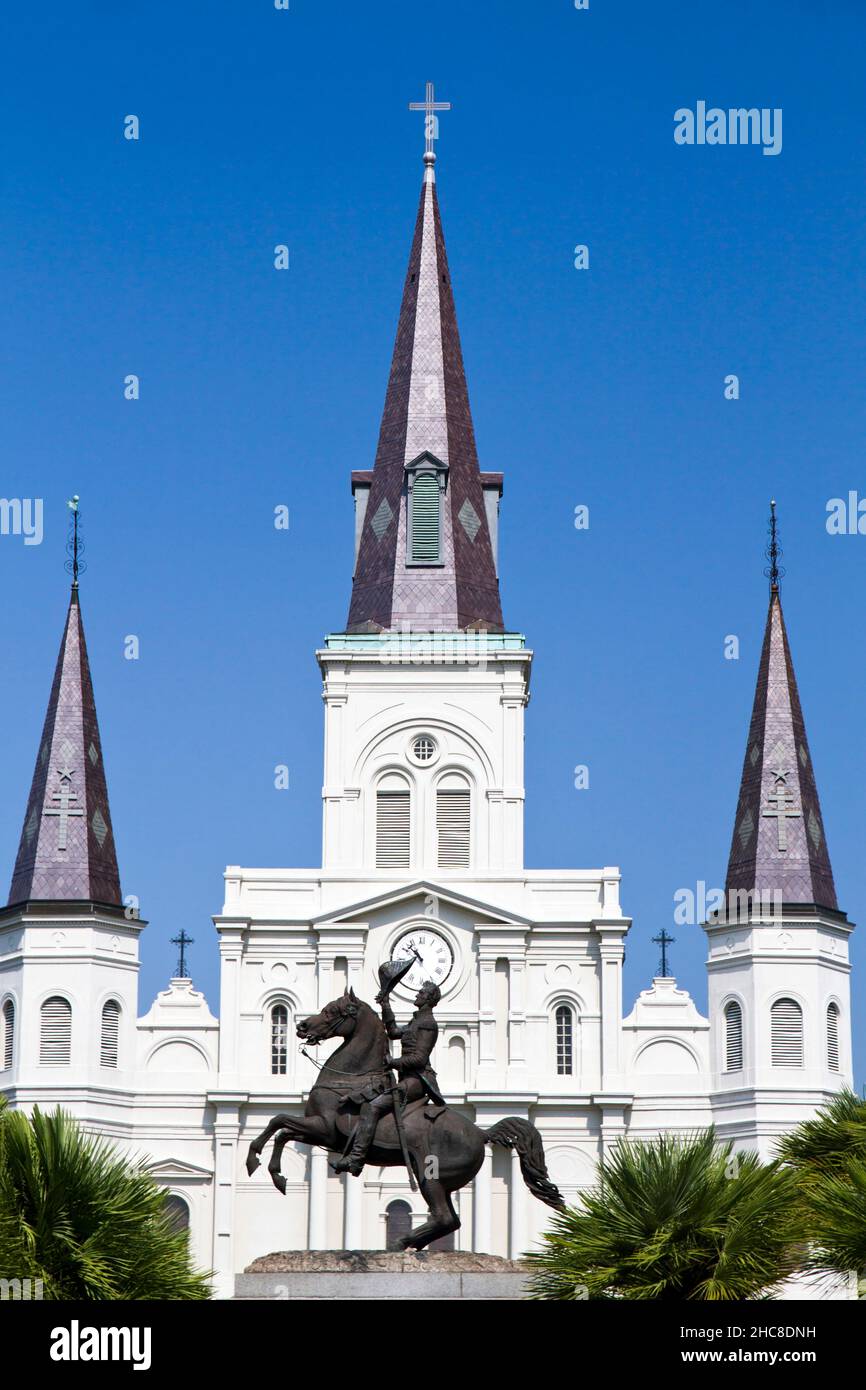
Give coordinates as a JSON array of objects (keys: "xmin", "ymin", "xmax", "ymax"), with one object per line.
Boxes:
[
  {"xmin": 91, "ymin": 807, "xmax": 108, "ymax": 847},
  {"xmin": 737, "ymin": 807, "xmax": 755, "ymax": 850},
  {"xmin": 458, "ymin": 498, "xmax": 481, "ymax": 541},
  {"xmin": 371, "ymin": 498, "xmax": 394, "ymax": 541}
]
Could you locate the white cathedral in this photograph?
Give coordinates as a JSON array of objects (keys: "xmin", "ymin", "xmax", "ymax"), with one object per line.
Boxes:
[{"xmin": 0, "ymin": 124, "xmax": 854, "ymax": 1299}]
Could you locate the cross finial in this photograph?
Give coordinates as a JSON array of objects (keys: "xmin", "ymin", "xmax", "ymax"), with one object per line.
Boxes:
[
  {"xmin": 764, "ymin": 498, "xmax": 784, "ymax": 594},
  {"xmin": 65, "ymin": 495, "xmax": 85, "ymax": 589},
  {"xmin": 651, "ymin": 929, "xmax": 675, "ymax": 978},
  {"xmin": 170, "ymin": 929, "xmax": 194, "ymax": 980},
  {"xmin": 409, "ymin": 81, "xmax": 451, "ymax": 173}
]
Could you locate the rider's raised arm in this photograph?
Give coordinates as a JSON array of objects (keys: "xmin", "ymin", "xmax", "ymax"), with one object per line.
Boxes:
[{"xmin": 380, "ymin": 997, "xmax": 406, "ymax": 1040}]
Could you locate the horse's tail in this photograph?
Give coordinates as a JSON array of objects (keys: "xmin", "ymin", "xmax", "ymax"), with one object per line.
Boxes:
[{"xmin": 481, "ymin": 1117, "xmax": 565, "ymax": 1211}]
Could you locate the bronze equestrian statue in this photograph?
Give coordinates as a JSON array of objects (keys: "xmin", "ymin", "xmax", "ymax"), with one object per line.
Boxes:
[
  {"xmin": 246, "ymin": 968, "xmax": 564, "ymax": 1252},
  {"xmin": 332, "ymin": 979, "xmax": 445, "ymax": 1177}
]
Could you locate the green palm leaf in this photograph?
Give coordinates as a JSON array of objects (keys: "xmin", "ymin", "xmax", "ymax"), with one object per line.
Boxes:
[
  {"xmin": 525, "ymin": 1129, "xmax": 803, "ymax": 1301},
  {"xmin": 0, "ymin": 1104, "xmax": 211, "ymax": 1300}
]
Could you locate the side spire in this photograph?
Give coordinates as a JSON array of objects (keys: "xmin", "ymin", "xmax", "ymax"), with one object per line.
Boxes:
[
  {"xmin": 346, "ymin": 87, "xmax": 504, "ymax": 634},
  {"xmin": 725, "ymin": 504, "xmax": 838, "ymax": 913},
  {"xmin": 8, "ymin": 500, "xmax": 122, "ymax": 907}
]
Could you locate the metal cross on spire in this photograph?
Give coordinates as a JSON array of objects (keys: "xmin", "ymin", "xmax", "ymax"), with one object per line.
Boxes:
[
  {"xmin": 171, "ymin": 929, "xmax": 194, "ymax": 979},
  {"xmin": 65, "ymin": 495, "xmax": 85, "ymax": 588},
  {"xmin": 764, "ymin": 498, "xmax": 784, "ymax": 594},
  {"xmin": 651, "ymin": 929, "xmax": 675, "ymax": 978},
  {"xmin": 409, "ymin": 81, "xmax": 451, "ymax": 157}
]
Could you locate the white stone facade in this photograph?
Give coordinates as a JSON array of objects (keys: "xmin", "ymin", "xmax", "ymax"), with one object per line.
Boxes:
[{"xmin": 0, "ymin": 629, "xmax": 853, "ymax": 1298}]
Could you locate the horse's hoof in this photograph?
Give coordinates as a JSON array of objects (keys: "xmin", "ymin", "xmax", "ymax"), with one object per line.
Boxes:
[
  {"xmin": 246, "ymin": 1151, "xmax": 260, "ymax": 1176},
  {"xmin": 270, "ymin": 1172, "xmax": 287, "ymax": 1196}
]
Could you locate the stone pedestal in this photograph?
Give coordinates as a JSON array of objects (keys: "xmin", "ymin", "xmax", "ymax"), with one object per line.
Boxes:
[{"xmin": 236, "ymin": 1250, "xmax": 530, "ymax": 1301}]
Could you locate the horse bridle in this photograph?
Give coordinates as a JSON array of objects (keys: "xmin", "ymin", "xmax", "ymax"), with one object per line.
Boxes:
[{"xmin": 298, "ymin": 997, "xmax": 386, "ymax": 1080}]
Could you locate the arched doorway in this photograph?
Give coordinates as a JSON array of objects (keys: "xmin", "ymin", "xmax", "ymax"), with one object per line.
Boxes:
[
  {"xmin": 163, "ymin": 1193, "xmax": 190, "ymax": 1236},
  {"xmin": 385, "ymin": 1199, "xmax": 412, "ymax": 1251}
]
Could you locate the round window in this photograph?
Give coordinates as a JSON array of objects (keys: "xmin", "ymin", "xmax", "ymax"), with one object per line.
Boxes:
[{"xmin": 411, "ymin": 735, "xmax": 437, "ymax": 764}]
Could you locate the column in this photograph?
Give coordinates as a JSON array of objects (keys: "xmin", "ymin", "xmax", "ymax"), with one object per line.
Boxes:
[
  {"xmin": 478, "ymin": 957, "xmax": 497, "ymax": 1071},
  {"xmin": 317, "ymin": 957, "xmax": 335, "ymax": 1011},
  {"xmin": 216, "ymin": 927, "xmax": 245, "ymax": 1078},
  {"xmin": 309, "ymin": 1148, "xmax": 329, "ymax": 1249},
  {"xmin": 343, "ymin": 1172, "xmax": 364, "ymax": 1249},
  {"xmin": 508, "ymin": 955, "xmax": 527, "ymax": 1069},
  {"xmin": 598, "ymin": 927, "xmax": 627, "ymax": 1089},
  {"xmin": 509, "ymin": 1147, "xmax": 526, "ymax": 1260},
  {"xmin": 473, "ymin": 1145, "xmax": 493, "ymax": 1253},
  {"xmin": 211, "ymin": 1098, "xmax": 243, "ymax": 1299}
]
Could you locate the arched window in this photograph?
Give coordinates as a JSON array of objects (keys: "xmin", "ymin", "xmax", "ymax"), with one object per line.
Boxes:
[
  {"xmin": 376, "ymin": 774, "xmax": 410, "ymax": 868},
  {"xmin": 100, "ymin": 1000, "xmax": 120, "ymax": 1068},
  {"xmin": 447, "ymin": 1035, "xmax": 466, "ymax": 1087},
  {"xmin": 271, "ymin": 1003, "xmax": 290, "ymax": 1075},
  {"xmin": 771, "ymin": 998, "xmax": 804, "ymax": 1068},
  {"xmin": 40, "ymin": 996, "xmax": 72, "ymax": 1066},
  {"xmin": 2, "ymin": 999, "xmax": 14, "ymax": 1071},
  {"xmin": 827, "ymin": 1003, "xmax": 840, "ymax": 1072},
  {"xmin": 385, "ymin": 1199, "xmax": 413, "ymax": 1251},
  {"xmin": 408, "ymin": 472, "xmax": 441, "ymax": 564},
  {"xmin": 724, "ymin": 1001, "xmax": 743, "ymax": 1072},
  {"xmin": 163, "ymin": 1194, "xmax": 190, "ymax": 1236},
  {"xmin": 555, "ymin": 1004, "xmax": 574, "ymax": 1075},
  {"xmin": 436, "ymin": 775, "xmax": 470, "ymax": 868}
]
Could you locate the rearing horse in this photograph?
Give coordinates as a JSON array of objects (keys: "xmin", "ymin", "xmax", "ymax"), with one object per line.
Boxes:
[{"xmin": 246, "ymin": 988, "xmax": 564, "ymax": 1251}]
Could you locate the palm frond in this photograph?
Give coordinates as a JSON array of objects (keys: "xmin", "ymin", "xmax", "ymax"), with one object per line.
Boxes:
[
  {"xmin": 525, "ymin": 1129, "xmax": 803, "ymax": 1301},
  {"xmin": 0, "ymin": 1105, "xmax": 211, "ymax": 1300}
]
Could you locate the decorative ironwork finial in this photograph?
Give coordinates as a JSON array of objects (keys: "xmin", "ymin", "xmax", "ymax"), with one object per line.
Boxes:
[
  {"xmin": 170, "ymin": 929, "xmax": 194, "ymax": 980},
  {"xmin": 764, "ymin": 498, "xmax": 784, "ymax": 594},
  {"xmin": 651, "ymin": 929, "xmax": 675, "ymax": 979},
  {"xmin": 65, "ymin": 495, "xmax": 85, "ymax": 588},
  {"xmin": 409, "ymin": 81, "xmax": 451, "ymax": 169}
]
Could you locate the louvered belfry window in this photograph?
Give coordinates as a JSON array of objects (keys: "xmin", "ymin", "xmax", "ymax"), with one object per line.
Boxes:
[
  {"xmin": 376, "ymin": 777, "xmax": 410, "ymax": 868},
  {"xmin": 827, "ymin": 1003, "xmax": 840, "ymax": 1072},
  {"xmin": 555, "ymin": 1005, "xmax": 574, "ymax": 1075},
  {"xmin": 724, "ymin": 1001, "xmax": 743, "ymax": 1072},
  {"xmin": 40, "ymin": 996, "xmax": 72, "ymax": 1065},
  {"xmin": 409, "ymin": 472, "xmax": 441, "ymax": 563},
  {"xmin": 2, "ymin": 999, "xmax": 14, "ymax": 1070},
  {"xmin": 271, "ymin": 1003, "xmax": 289, "ymax": 1075},
  {"xmin": 771, "ymin": 998, "xmax": 804, "ymax": 1067},
  {"xmin": 100, "ymin": 1000, "xmax": 120, "ymax": 1068},
  {"xmin": 437, "ymin": 779, "xmax": 470, "ymax": 868}
]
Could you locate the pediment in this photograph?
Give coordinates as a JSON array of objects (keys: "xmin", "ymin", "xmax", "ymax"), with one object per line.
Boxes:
[
  {"xmin": 313, "ymin": 879, "xmax": 530, "ymax": 930},
  {"xmin": 144, "ymin": 1156, "xmax": 213, "ymax": 1182}
]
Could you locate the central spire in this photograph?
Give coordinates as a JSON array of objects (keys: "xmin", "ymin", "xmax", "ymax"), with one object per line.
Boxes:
[{"xmin": 346, "ymin": 91, "xmax": 505, "ymax": 634}]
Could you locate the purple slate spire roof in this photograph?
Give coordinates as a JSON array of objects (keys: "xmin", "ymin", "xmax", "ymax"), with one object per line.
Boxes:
[
  {"xmin": 346, "ymin": 147, "xmax": 504, "ymax": 634},
  {"xmin": 725, "ymin": 508, "xmax": 838, "ymax": 913},
  {"xmin": 8, "ymin": 586, "xmax": 122, "ymax": 908}
]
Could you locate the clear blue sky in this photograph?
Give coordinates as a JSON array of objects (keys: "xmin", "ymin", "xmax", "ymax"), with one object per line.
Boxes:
[{"xmin": 2, "ymin": 1, "xmax": 865, "ymax": 1087}]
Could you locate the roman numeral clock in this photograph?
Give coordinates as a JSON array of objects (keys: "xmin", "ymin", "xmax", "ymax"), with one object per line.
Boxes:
[{"xmin": 389, "ymin": 928, "xmax": 455, "ymax": 992}]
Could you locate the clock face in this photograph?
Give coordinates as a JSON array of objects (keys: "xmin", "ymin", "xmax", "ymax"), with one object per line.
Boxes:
[{"xmin": 390, "ymin": 928, "xmax": 454, "ymax": 993}]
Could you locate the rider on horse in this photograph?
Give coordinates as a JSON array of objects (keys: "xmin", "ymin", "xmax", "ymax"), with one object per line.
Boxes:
[{"xmin": 332, "ymin": 977, "xmax": 445, "ymax": 1177}]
